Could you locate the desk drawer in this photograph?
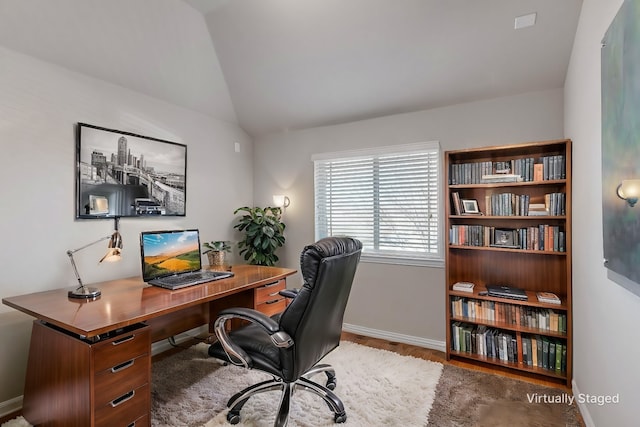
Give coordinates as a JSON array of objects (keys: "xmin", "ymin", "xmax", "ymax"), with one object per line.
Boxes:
[
  {"xmin": 95, "ymin": 383, "xmax": 149, "ymax": 427},
  {"xmin": 127, "ymin": 414, "xmax": 149, "ymax": 427},
  {"xmin": 95, "ymin": 354, "xmax": 150, "ymax": 408},
  {"xmin": 93, "ymin": 326, "xmax": 150, "ymax": 372},
  {"xmin": 255, "ymin": 279, "xmax": 286, "ymax": 304},
  {"xmin": 256, "ymin": 298, "xmax": 287, "ymax": 317}
]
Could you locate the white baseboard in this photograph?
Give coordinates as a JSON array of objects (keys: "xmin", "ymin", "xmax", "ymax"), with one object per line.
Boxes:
[
  {"xmin": 342, "ymin": 323, "xmax": 447, "ymax": 353},
  {"xmin": 571, "ymin": 379, "xmax": 595, "ymax": 427},
  {"xmin": 0, "ymin": 395, "xmax": 23, "ymax": 418}
]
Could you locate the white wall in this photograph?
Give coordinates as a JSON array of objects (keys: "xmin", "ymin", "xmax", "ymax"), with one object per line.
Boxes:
[
  {"xmin": 254, "ymin": 88, "xmax": 564, "ymax": 345},
  {"xmin": 0, "ymin": 45, "xmax": 253, "ymax": 407},
  {"xmin": 565, "ymin": 0, "xmax": 640, "ymax": 426},
  {"xmin": 0, "ymin": 0, "xmax": 237, "ymax": 124}
]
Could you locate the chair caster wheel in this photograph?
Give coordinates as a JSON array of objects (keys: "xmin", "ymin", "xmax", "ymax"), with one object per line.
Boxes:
[
  {"xmin": 326, "ymin": 379, "xmax": 337, "ymax": 390},
  {"xmin": 334, "ymin": 412, "xmax": 347, "ymax": 423},
  {"xmin": 227, "ymin": 411, "xmax": 241, "ymax": 424}
]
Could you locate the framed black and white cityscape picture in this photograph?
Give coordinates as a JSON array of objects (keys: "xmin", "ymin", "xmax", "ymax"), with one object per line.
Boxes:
[{"xmin": 76, "ymin": 123, "xmax": 187, "ymax": 219}]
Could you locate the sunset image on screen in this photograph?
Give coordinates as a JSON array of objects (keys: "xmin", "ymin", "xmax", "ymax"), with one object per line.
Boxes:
[{"xmin": 142, "ymin": 230, "xmax": 200, "ymax": 279}]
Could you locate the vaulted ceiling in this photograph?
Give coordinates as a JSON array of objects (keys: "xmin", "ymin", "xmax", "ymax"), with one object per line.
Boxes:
[
  {"xmin": 190, "ymin": 0, "xmax": 583, "ymax": 136},
  {"xmin": 0, "ymin": 0, "xmax": 583, "ymax": 138}
]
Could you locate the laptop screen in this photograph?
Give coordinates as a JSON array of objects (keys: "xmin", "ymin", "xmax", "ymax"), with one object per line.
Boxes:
[{"xmin": 140, "ymin": 229, "xmax": 201, "ymax": 281}]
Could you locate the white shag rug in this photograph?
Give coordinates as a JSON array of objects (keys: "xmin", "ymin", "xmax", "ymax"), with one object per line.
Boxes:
[
  {"xmin": 1, "ymin": 417, "xmax": 29, "ymax": 427},
  {"xmin": 3, "ymin": 341, "xmax": 443, "ymax": 427},
  {"xmin": 152, "ymin": 341, "xmax": 443, "ymax": 426}
]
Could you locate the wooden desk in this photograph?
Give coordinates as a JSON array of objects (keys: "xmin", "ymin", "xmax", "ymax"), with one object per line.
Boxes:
[{"xmin": 2, "ymin": 265, "xmax": 296, "ymax": 427}]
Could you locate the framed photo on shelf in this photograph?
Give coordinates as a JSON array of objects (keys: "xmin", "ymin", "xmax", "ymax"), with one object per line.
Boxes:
[
  {"xmin": 461, "ymin": 199, "xmax": 480, "ymax": 214},
  {"xmin": 492, "ymin": 228, "xmax": 518, "ymax": 248}
]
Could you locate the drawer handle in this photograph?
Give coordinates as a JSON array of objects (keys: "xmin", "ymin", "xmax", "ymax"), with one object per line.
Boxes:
[
  {"xmin": 263, "ymin": 281, "xmax": 281, "ymax": 288},
  {"xmin": 268, "ymin": 291, "xmax": 280, "ymax": 297},
  {"xmin": 110, "ymin": 390, "xmax": 135, "ymax": 407},
  {"xmin": 112, "ymin": 334, "xmax": 135, "ymax": 346},
  {"xmin": 127, "ymin": 423, "xmax": 136, "ymax": 427},
  {"xmin": 111, "ymin": 359, "xmax": 135, "ymax": 373},
  {"xmin": 266, "ymin": 299, "xmax": 281, "ymax": 305}
]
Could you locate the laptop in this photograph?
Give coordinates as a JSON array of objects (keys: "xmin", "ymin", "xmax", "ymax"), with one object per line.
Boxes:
[
  {"xmin": 140, "ymin": 229, "xmax": 233, "ymax": 290},
  {"xmin": 485, "ymin": 284, "xmax": 528, "ymax": 301}
]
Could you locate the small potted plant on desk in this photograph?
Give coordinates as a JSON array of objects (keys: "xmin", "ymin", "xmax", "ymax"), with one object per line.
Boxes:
[{"xmin": 202, "ymin": 240, "xmax": 232, "ymax": 270}]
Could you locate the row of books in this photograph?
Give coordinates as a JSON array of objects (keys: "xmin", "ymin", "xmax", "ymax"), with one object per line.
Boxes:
[
  {"xmin": 448, "ymin": 155, "xmax": 566, "ymax": 185},
  {"xmin": 486, "ymin": 193, "xmax": 531, "ymax": 216},
  {"xmin": 450, "ymin": 296, "xmax": 567, "ymax": 333},
  {"xmin": 451, "ymin": 323, "xmax": 568, "ymax": 372},
  {"xmin": 543, "ymin": 192, "xmax": 566, "ymax": 216},
  {"xmin": 540, "ymin": 155, "xmax": 566, "ymax": 181},
  {"xmin": 449, "ymin": 225, "xmax": 566, "ymax": 252},
  {"xmin": 522, "ymin": 335, "xmax": 567, "ymax": 373},
  {"xmin": 451, "ymin": 192, "xmax": 565, "ymax": 217},
  {"xmin": 483, "ymin": 192, "xmax": 566, "ymax": 217},
  {"xmin": 451, "ymin": 323, "xmax": 519, "ymax": 363}
]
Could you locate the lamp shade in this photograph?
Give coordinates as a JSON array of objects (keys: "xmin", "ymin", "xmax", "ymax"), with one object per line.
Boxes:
[
  {"xmin": 100, "ymin": 231, "xmax": 123, "ymax": 263},
  {"xmin": 273, "ymin": 195, "xmax": 290, "ymax": 208},
  {"xmin": 617, "ymin": 179, "xmax": 640, "ymax": 207}
]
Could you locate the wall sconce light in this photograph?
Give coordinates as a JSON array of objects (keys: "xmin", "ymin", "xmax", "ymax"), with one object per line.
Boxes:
[
  {"xmin": 272, "ymin": 195, "xmax": 291, "ymax": 208},
  {"xmin": 67, "ymin": 217, "xmax": 123, "ymax": 299},
  {"xmin": 616, "ymin": 179, "xmax": 640, "ymax": 207}
]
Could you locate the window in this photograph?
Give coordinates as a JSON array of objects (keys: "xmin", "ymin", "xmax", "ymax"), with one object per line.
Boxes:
[{"xmin": 313, "ymin": 141, "xmax": 443, "ymax": 267}]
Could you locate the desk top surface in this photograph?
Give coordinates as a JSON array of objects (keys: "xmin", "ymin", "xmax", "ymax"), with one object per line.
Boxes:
[{"xmin": 2, "ymin": 264, "xmax": 296, "ymax": 338}]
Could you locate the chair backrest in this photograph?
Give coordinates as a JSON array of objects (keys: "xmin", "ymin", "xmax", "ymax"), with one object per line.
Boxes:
[{"xmin": 278, "ymin": 237, "xmax": 362, "ymax": 380}]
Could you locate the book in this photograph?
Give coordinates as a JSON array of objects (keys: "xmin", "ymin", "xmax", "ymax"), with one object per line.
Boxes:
[
  {"xmin": 486, "ymin": 284, "xmax": 528, "ymax": 301},
  {"xmin": 541, "ymin": 337, "xmax": 550, "ymax": 369},
  {"xmin": 555, "ymin": 341, "xmax": 563, "ymax": 372},
  {"xmin": 528, "ymin": 203, "xmax": 549, "ymax": 216},
  {"xmin": 451, "ymin": 192, "xmax": 462, "ymax": 215},
  {"xmin": 481, "ymin": 174, "xmax": 523, "ymax": 183},
  {"xmin": 533, "ymin": 163, "xmax": 544, "ymax": 181},
  {"xmin": 536, "ymin": 292, "xmax": 561, "ymax": 305},
  {"xmin": 453, "ymin": 281, "xmax": 475, "ymax": 293}
]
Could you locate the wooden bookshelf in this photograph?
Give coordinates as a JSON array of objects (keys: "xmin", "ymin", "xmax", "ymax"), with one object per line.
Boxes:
[{"xmin": 444, "ymin": 139, "xmax": 572, "ymax": 386}]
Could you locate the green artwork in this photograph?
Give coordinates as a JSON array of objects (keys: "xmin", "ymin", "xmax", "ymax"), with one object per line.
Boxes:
[{"xmin": 602, "ymin": 0, "xmax": 640, "ymax": 283}]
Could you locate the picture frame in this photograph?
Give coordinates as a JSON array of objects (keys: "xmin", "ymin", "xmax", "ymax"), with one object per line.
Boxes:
[
  {"xmin": 492, "ymin": 228, "xmax": 518, "ymax": 248},
  {"xmin": 601, "ymin": 0, "xmax": 640, "ymax": 285},
  {"xmin": 461, "ymin": 199, "xmax": 480, "ymax": 214},
  {"xmin": 76, "ymin": 123, "xmax": 187, "ymax": 218}
]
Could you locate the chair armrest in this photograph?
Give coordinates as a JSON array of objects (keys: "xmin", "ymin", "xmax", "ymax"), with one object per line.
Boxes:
[
  {"xmin": 279, "ymin": 288, "xmax": 299, "ymax": 299},
  {"xmin": 214, "ymin": 307, "xmax": 293, "ymax": 368},
  {"xmin": 218, "ymin": 307, "xmax": 280, "ymax": 332}
]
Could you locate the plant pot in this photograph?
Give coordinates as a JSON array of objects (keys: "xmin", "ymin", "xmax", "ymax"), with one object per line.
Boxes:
[{"xmin": 207, "ymin": 251, "xmax": 226, "ymax": 269}]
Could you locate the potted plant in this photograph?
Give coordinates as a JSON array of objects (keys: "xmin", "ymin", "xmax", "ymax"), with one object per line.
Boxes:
[
  {"xmin": 234, "ymin": 206, "xmax": 285, "ymax": 266},
  {"xmin": 202, "ymin": 240, "xmax": 232, "ymax": 268}
]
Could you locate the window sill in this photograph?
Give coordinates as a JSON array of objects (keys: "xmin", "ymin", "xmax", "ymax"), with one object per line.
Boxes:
[{"xmin": 360, "ymin": 254, "xmax": 444, "ymax": 268}]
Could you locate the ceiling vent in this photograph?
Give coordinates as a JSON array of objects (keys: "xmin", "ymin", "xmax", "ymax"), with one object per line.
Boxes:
[{"xmin": 514, "ymin": 12, "xmax": 537, "ymax": 30}]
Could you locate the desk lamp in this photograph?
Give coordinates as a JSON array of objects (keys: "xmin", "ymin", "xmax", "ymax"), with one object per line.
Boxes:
[{"xmin": 67, "ymin": 217, "xmax": 123, "ymax": 299}]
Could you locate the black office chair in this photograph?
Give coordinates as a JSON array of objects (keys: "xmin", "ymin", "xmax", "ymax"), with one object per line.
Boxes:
[{"xmin": 208, "ymin": 237, "xmax": 362, "ymax": 426}]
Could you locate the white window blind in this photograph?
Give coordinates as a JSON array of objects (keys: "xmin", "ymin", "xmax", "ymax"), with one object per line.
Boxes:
[{"xmin": 313, "ymin": 142, "xmax": 443, "ymax": 266}]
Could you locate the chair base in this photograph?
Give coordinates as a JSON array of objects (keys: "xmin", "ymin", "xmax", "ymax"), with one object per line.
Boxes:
[{"xmin": 225, "ymin": 364, "xmax": 346, "ymax": 427}]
